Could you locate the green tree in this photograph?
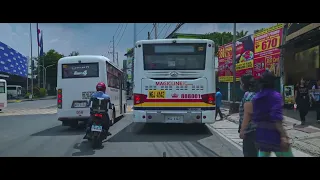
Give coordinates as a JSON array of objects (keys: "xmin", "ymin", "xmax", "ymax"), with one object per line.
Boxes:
[
  {"xmin": 34, "ymin": 49, "xmax": 64, "ymax": 94},
  {"xmin": 236, "ymin": 30, "xmax": 249, "ymax": 39},
  {"xmin": 254, "ymin": 28, "xmax": 266, "ymax": 34},
  {"xmin": 69, "ymin": 51, "xmax": 80, "ymax": 56},
  {"xmin": 201, "ymin": 30, "xmax": 248, "ymax": 56}
]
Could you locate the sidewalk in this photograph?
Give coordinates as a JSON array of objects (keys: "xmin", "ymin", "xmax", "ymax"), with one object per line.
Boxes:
[
  {"xmin": 7, "ymin": 96, "xmax": 57, "ymax": 103},
  {"xmin": 210, "ymin": 108, "xmax": 320, "ymax": 157}
]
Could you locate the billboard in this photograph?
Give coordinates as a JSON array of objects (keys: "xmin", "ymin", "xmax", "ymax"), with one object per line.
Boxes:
[
  {"xmin": 218, "ymin": 24, "xmax": 284, "ymax": 82},
  {"xmin": 218, "ymin": 35, "xmax": 254, "ymax": 82},
  {"xmin": 0, "ymin": 41, "xmax": 28, "ymax": 77},
  {"xmin": 253, "ymin": 24, "xmax": 284, "ymax": 77}
]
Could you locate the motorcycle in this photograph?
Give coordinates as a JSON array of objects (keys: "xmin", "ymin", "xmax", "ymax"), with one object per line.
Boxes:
[{"xmin": 88, "ymin": 113, "xmax": 107, "ymax": 149}]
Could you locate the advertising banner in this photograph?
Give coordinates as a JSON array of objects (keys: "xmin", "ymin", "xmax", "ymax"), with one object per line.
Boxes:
[
  {"xmin": 218, "ymin": 35, "xmax": 254, "ymax": 82},
  {"xmin": 218, "ymin": 43, "xmax": 233, "ymax": 82},
  {"xmin": 0, "ymin": 41, "xmax": 28, "ymax": 77},
  {"xmin": 253, "ymin": 24, "xmax": 284, "ymax": 78}
]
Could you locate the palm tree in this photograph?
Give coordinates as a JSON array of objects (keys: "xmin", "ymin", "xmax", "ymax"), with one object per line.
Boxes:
[
  {"xmin": 69, "ymin": 51, "xmax": 80, "ymax": 56},
  {"xmin": 236, "ymin": 30, "xmax": 249, "ymax": 39}
]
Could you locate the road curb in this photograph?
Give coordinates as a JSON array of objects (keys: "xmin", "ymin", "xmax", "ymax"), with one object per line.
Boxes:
[{"xmin": 8, "ymin": 96, "xmax": 57, "ymax": 103}]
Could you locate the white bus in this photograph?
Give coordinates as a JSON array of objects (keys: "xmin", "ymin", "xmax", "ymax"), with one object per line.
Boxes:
[
  {"xmin": 133, "ymin": 39, "xmax": 216, "ymax": 124},
  {"xmin": 57, "ymin": 55, "xmax": 127, "ymax": 128},
  {"xmin": 0, "ymin": 79, "xmax": 7, "ymax": 111}
]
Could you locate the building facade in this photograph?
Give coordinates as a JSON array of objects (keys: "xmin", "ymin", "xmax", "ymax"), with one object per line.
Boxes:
[
  {"xmin": 282, "ymin": 23, "xmax": 320, "ymax": 87},
  {"xmin": 0, "ymin": 41, "xmax": 29, "ymax": 89}
]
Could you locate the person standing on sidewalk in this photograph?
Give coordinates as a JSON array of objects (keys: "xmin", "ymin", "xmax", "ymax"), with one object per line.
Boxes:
[
  {"xmin": 253, "ymin": 71, "xmax": 293, "ymax": 157},
  {"xmin": 311, "ymin": 79, "xmax": 320, "ymax": 123},
  {"xmin": 215, "ymin": 87, "xmax": 223, "ymax": 120},
  {"xmin": 294, "ymin": 77, "xmax": 310, "ymax": 125},
  {"xmin": 238, "ymin": 74, "xmax": 258, "ymax": 157}
]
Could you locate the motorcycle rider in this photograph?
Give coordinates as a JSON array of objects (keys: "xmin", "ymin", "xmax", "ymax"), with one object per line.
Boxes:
[{"xmin": 84, "ymin": 82, "xmax": 112, "ymax": 139}]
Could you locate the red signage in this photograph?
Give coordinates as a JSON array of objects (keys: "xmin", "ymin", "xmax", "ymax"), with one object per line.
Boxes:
[{"xmin": 156, "ymin": 82, "xmax": 186, "ymax": 86}]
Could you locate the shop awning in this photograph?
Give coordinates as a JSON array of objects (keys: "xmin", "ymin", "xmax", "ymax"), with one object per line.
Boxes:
[{"xmin": 279, "ymin": 28, "xmax": 320, "ymax": 49}]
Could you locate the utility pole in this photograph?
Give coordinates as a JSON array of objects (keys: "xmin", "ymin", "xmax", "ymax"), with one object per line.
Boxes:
[
  {"xmin": 132, "ymin": 23, "xmax": 137, "ymax": 93},
  {"xmin": 116, "ymin": 52, "xmax": 119, "ymax": 67},
  {"xmin": 108, "ymin": 51, "xmax": 118, "ymax": 66},
  {"xmin": 41, "ymin": 30, "xmax": 45, "ymax": 89},
  {"xmin": 153, "ymin": 23, "xmax": 158, "ymax": 39},
  {"xmin": 229, "ymin": 23, "xmax": 239, "ymax": 114},
  {"xmin": 29, "ymin": 23, "xmax": 34, "ymax": 98},
  {"xmin": 37, "ymin": 23, "xmax": 40, "ymax": 87},
  {"xmin": 280, "ymin": 23, "xmax": 288, "ymax": 98},
  {"xmin": 112, "ymin": 36, "xmax": 115, "ymax": 63},
  {"xmin": 148, "ymin": 32, "xmax": 151, "ymax": 40}
]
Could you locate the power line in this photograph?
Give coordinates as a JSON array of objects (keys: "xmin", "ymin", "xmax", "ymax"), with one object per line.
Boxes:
[
  {"xmin": 116, "ymin": 23, "xmax": 128, "ymax": 47},
  {"xmin": 137, "ymin": 24, "xmax": 149, "ymax": 36},
  {"xmin": 165, "ymin": 23, "xmax": 185, "ymax": 39},
  {"xmin": 115, "ymin": 24, "xmax": 124, "ymax": 40},
  {"xmin": 158, "ymin": 23, "xmax": 167, "ymax": 38},
  {"xmin": 163, "ymin": 24, "xmax": 172, "ymax": 38},
  {"xmin": 150, "ymin": 24, "xmax": 155, "ymax": 34},
  {"xmin": 114, "ymin": 24, "xmax": 121, "ymax": 36},
  {"xmin": 106, "ymin": 24, "xmax": 122, "ymax": 56}
]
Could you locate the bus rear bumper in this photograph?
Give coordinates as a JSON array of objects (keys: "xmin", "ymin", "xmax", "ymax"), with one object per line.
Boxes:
[
  {"xmin": 57, "ymin": 109, "xmax": 90, "ymax": 122},
  {"xmin": 133, "ymin": 110, "xmax": 215, "ymax": 124}
]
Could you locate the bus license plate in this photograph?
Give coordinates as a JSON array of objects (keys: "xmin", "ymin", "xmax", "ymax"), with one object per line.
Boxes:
[
  {"xmin": 148, "ymin": 90, "xmax": 165, "ymax": 99},
  {"xmin": 91, "ymin": 125, "xmax": 102, "ymax": 132},
  {"xmin": 72, "ymin": 101, "xmax": 87, "ymax": 108},
  {"xmin": 165, "ymin": 116, "xmax": 183, "ymax": 123}
]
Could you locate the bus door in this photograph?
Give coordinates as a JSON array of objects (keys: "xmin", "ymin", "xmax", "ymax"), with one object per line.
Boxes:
[{"xmin": 0, "ymin": 80, "xmax": 7, "ymax": 110}]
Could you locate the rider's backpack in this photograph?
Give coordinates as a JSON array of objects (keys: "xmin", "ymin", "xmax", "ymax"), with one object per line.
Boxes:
[{"xmin": 90, "ymin": 97, "xmax": 110, "ymax": 114}]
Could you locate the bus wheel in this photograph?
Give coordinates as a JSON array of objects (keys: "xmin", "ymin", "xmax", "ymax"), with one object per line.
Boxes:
[{"xmin": 0, "ymin": 109, "xmax": 2, "ymax": 112}]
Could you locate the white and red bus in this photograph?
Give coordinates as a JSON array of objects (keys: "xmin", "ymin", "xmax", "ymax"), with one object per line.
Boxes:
[
  {"xmin": 57, "ymin": 55, "xmax": 127, "ymax": 128},
  {"xmin": 133, "ymin": 39, "xmax": 216, "ymax": 124}
]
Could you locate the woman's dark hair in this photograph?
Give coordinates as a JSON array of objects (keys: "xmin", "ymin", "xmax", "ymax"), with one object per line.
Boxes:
[
  {"xmin": 259, "ymin": 70, "xmax": 276, "ymax": 89},
  {"xmin": 240, "ymin": 74, "xmax": 256, "ymax": 92}
]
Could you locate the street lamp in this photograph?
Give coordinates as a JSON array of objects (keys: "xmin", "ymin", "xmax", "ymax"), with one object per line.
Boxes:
[{"xmin": 39, "ymin": 64, "xmax": 55, "ymax": 89}]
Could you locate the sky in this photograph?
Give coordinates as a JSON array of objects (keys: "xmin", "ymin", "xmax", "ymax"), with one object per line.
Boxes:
[{"xmin": 0, "ymin": 23, "xmax": 276, "ymax": 69}]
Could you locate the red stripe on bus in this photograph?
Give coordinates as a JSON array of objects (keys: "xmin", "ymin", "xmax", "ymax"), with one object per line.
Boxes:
[{"xmin": 144, "ymin": 99, "xmax": 203, "ymax": 102}]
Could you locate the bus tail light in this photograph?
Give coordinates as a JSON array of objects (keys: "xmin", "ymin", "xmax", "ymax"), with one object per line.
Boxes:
[
  {"xmin": 134, "ymin": 93, "xmax": 147, "ymax": 105},
  {"xmin": 57, "ymin": 89, "xmax": 62, "ymax": 109},
  {"xmin": 201, "ymin": 93, "xmax": 215, "ymax": 105}
]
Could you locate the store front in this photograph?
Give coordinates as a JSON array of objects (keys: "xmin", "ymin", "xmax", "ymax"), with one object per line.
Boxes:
[{"xmin": 282, "ymin": 23, "xmax": 320, "ymax": 87}]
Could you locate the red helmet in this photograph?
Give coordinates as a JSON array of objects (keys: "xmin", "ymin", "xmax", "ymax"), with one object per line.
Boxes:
[{"xmin": 96, "ymin": 82, "xmax": 106, "ymax": 92}]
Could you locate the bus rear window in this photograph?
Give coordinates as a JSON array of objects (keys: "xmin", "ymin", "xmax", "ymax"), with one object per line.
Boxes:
[
  {"xmin": 143, "ymin": 43, "xmax": 206, "ymax": 70},
  {"xmin": 62, "ymin": 63, "xmax": 99, "ymax": 79},
  {"xmin": 0, "ymin": 82, "xmax": 5, "ymax": 93}
]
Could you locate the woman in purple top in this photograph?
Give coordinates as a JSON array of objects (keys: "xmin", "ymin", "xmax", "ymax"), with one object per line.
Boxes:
[{"xmin": 252, "ymin": 71, "xmax": 293, "ymax": 157}]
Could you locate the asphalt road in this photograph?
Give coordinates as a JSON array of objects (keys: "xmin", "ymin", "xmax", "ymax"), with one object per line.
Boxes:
[
  {"xmin": 6, "ymin": 99, "xmax": 56, "ymax": 109},
  {"xmin": 0, "ymin": 111, "xmax": 242, "ymax": 157}
]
